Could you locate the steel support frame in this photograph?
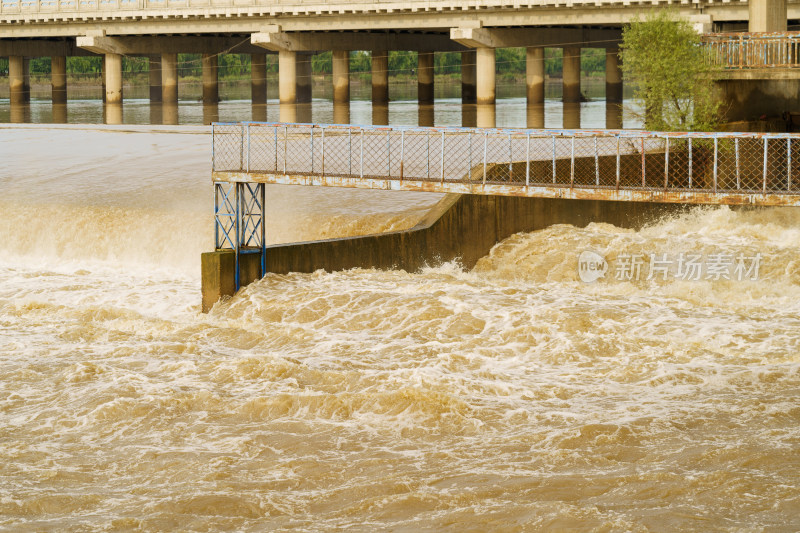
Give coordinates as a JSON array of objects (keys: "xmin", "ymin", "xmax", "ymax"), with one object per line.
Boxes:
[{"xmin": 214, "ymin": 180, "xmax": 266, "ymax": 291}]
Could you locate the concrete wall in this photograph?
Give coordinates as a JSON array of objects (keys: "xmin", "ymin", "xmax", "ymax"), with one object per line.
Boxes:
[
  {"xmin": 202, "ymin": 194, "xmax": 681, "ymax": 311},
  {"xmin": 715, "ymin": 76, "xmax": 800, "ymax": 123}
]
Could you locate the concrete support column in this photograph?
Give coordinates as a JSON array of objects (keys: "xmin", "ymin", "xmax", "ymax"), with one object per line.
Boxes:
[
  {"xmin": 562, "ymin": 46, "xmax": 581, "ymax": 103},
  {"xmin": 526, "ymin": 47, "xmax": 545, "ymax": 105},
  {"xmin": 461, "ymin": 50, "xmax": 476, "ymax": 104},
  {"xmin": 371, "ymin": 50, "xmax": 389, "ymax": 104},
  {"xmin": 251, "ymin": 53, "xmax": 267, "ymax": 105},
  {"xmin": 202, "ymin": 53, "xmax": 219, "ymax": 103},
  {"xmin": 279, "ymin": 50, "xmax": 297, "ymax": 104},
  {"xmin": 606, "ymin": 48, "xmax": 622, "ymax": 104},
  {"xmin": 105, "ymin": 53, "xmax": 123, "ymax": 105},
  {"xmin": 9, "ymin": 56, "xmax": 30, "ymax": 105},
  {"xmin": 418, "ymin": 51, "xmax": 434, "ymax": 105},
  {"xmin": 476, "ymin": 47, "xmax": 495, "ymax": 105},
  {"xmin": 161, "ymin": 53, "xmax": 178, "ymax": 104},
  {"xmin": 749, "ymin": 0, "xmax": 787, "ymax": 32},
  {"xmin": 332, "ymin": 50, "xmax": 350, "ymax": 104},
  {"xmin": 149, "ymin": 55, "xmax": 162, "ymax": 102},
  {"xmin": 297, "ymin": 53, "xmax": 312, "ymax": 104},
  {"xmin": 51, "ymin": 55, "xmax": 67, "ymax": 105}
]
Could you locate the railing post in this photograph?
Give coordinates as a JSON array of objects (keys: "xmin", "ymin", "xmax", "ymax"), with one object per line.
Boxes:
[
  {"xmin": 240, "ymin": 124, "xmax": 245, "ymax": 171},
  {"xmin": 508, "ymin": 133, "xmax": 513, "ymax": 182},
  {"xmin": 211, "ymin": 123, "xmax": 216, "ymax": 171},
  {"xmin": 735, "ymin": 138, "xmax": 740, "ymax": 189},
  {"xmin": 274, "ymin": 126, "xmax": 278, "ymax": 172},
  {"xmin": 615, "ymin": 136, "xmax": 620, "ymax": 190},
  {"xmin": 400, "ymin": 130, "xmax": 405, "ymax": 181},
  {"xmin": 789, "ymin": 138, "xmax": 792, "ymax": 191},
  {"xmin": 234, "ymin": 182, "xmax": 241, "ymax": 291},
  {"xmin": 310, "ymin": 126, "xmax": 314, "ymax": 174},
  {"xmin": 468, "ymin": 131, "xmax": 472, "ymax": 181},
  {"xmin": 763, "ymin": 137, "xmax": 768, "ymax": 192},
  {"xmin": 440, "ymin": 131, "xmax": 446, "ymax": 183},
  {"xmin": 246, "ymin": 123, "xmax": 250, "ymax": 173},
  {"xmin": 526, "ymin": 132, "xmax": 530, "ymax": 187},
  {"xmin": 426, "ymin": 131, "xmax": 430, "ymax": 180},
  {"xmin": 552, "ymin": 136, "xmax": 557, "ymax": 184},
  {"xmin": 663, "ymin": 137, "xmax": 669, "ymax": 190},
  {"xmin": 283, "ymin": 125, "xmax": 288, "ymax": 175},
  {"xmin": 641, "ymin": 137, "xmax": 646, "ymax": 187},
  {"xmin": 713, "ymin": 137, "xmax": 719, "ymax": 193},
  {"xmin": 387, "ymin": 129, "xmax": 391, "ymax": 179},
  {"xmin": 594, "ymin": 136, "xmax": 599, "ymax": 187},
  {"xmin": 260, "ymin": 183, "xmax": 266, "ymax": 278},
  {"xmin": 348, "ymin": 128, "xmax": 352, "ymax": 176},
  {"xmin": 688, "ymin": 138, "xmax": 693, "ymax": 189},
  {"xmin": 483, "ymin": 131, "xmax": 488, "ymax": 185},
  {"xmin": 360, "ymin": 128, "xmax": 364, "ymax": 179},
  {"xmin": 321, "ymin": 126, "xmax": 325, "ymax": 178},
  {"xmin": 570, "ymin": 136, "xmax": 575, "ymax": 188}
]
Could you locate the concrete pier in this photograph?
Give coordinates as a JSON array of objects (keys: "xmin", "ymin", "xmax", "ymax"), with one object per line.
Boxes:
[
  {"xmin": 476, "ymin": 47, "xmax": 495, "ymax": 106},
  {"xmin": 251, "ymin": 53, "xmax": 267, "ymax": 105},
  {"xmin": 202, "ymin": 53, "xmax": 219, "ymax": 103},
  {"xmin": 749, "ymin": 0, "xmax": 787, "ymax": 32},
  {"xmin": 461, "ymin": 50, "xmax": 476, "ymax": 104},
  {"xmin": 105, "ymin": 53, "xmax": 123, "ymax": 105},
  {"xmin": 279, "ymin": 50, "xmax": 297, "ymax": 104},
  {"xmin": 371, "ymin": 50, "xmax": 389, "ymax": 105},
  {"xmin": 9, "ymin": 55, "xmax": 30, "ymax": 105},
  {"xmin": 51, "ymin": 55, "xmax": 67, "ymax": 104},
  {"xmin": 149, "ymin": 55, "xmax": 162, "ymax": 102},
  {"xmin": 418, "ymin": 51, "xmax": 434, "ymax": 105},
  {"xmin": 606, "ymin": 48, "xmax": 622, "ymax": 104},
  {"xmin": 526, "ymin": 47, "xmax": 545, "ymax": 105},
  {"xmin": 332, "ymin": 50, "xmax": 350, "ymax": 104},
  {"xmin": 161, "ymin": 53, "xmax": 178, "ymax": 104},
  {"xmin": 297, "ymin": 53, "xmax": 312, "ymax": 104},
  {"xmin": 563, "ymin": 46, "xmax": 581, "ymax": 103}
]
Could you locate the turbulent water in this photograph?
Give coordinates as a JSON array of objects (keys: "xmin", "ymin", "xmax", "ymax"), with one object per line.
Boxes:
[{"xmin": 1, "ymin": 125, "xmax": 800, "ymax": 531}]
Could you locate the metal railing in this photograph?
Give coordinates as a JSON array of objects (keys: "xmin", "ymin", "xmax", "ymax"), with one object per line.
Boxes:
[
  {"xmin": 702, "ymin": 31, "xmax": 800, "ymax": 69},
  {"xmin": 212, "ymin": 123, "xmax": 800, "ymax": 201}
]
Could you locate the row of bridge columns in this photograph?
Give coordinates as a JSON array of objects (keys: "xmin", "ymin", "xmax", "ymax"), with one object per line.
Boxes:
[{"xmin": 5, "ymin": 47, "xmax": 623, "ymax": 127}]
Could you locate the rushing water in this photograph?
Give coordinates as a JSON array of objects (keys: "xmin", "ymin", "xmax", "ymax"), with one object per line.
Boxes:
[{"xmin": 1, "ymin": 110, "xmax": 800, "ymax": 530}]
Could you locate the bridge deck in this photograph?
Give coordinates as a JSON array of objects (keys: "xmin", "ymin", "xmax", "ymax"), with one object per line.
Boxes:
[{"xmin": 212, "ymin": 123, "xmax": 800, "ymax": 207}]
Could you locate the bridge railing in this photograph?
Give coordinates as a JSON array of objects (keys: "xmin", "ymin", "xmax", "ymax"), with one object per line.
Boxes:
[
  {"xmin": 702, "ymin": 31, "xmax": 800, "ymax": 69},
  {"xmin": 212, "ymin": 123, "xmax": 800, "ymax": 195}
]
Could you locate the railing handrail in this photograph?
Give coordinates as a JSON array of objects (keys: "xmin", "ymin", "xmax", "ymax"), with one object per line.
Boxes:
[{"xmin": 211, "ymin": 122, "xmax": 800, "ymax": 140}]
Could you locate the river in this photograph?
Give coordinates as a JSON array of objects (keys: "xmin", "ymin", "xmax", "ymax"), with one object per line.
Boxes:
[{"xmin": 0, "ymin": 97, "xmax": 799, "ymax": 531}]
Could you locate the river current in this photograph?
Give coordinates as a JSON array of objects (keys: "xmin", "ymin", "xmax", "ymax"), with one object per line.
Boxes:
[{"xmin": 1, "ymin": 112, "xmax": 800, "ymax": 530}]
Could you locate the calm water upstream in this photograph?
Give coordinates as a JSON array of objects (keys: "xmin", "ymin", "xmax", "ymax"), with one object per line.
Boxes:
[{"xmin": 0, "ymin": 93, "xmax": 799, "ymax": 531}]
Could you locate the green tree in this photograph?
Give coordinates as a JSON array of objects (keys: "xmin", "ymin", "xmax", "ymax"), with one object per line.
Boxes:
[{"xmin": 621, "ymin": 9, "xmax": 720, "ymax": 131}]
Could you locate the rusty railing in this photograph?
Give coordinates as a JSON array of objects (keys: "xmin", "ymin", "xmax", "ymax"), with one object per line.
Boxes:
[
  {"xmin": 212, "ymin": 123, "xmax": 800, "ymax": 206},
  {"xmin": 702, "ymin": 31, "xmax": 800, "ymax": 69}
]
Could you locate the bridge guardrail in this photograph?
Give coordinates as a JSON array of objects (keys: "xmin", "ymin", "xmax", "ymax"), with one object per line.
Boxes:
[
  {"xmin": 212, "ymin": 123, "xmax": 800, "ymax": 196},
  {"xmin": 702, "ymin": 31, "xmax": 800, "ymax": 69}
]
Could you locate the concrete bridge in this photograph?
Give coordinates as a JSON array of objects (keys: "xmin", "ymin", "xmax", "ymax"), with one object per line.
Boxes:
[
  {"xmin": 201, "ymin": 121, "xmax": 800, "ymax": 310},
  {"xmin": 2, "ymin": 0, "xmax": 797, "ymax": 127}
]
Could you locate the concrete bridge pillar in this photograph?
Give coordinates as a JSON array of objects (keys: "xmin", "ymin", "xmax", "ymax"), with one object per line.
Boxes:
[
  {"xmin": 251, "ymin": 54, "xmax": 267, "ymax": 105},
  {"xmin": 149, "ymin": 55, "xmax": 162, "ymax": 102},
  {"xmin": 332, "ymin": 50, "xmax": 350, "ymax": 104},
  {"xmin": 297, "ymin": 53, "xmax": 312, "ymax": 103},
  {"xmin": 371, "ymin": 50, "xmax": 389, "ymax": 105},
  {"xmin": 202, "ymin": 53, "xmax": 219, "ymax": 103},
  {"xmin": 526, "ymin": 47, "xmax": 545, "ymax": 105},
  {"xmin": 461, "ymin": 50, "xmax": 476, "ymax": 104},
  {"xmin": 418, "ymin": 51, "xmax": 434, "ymax": 105},
  {"xmin": 279, "ymin": 50, "xmax": 297, "ymax": 104},
  {"xmin": 749, "ymin": 0, "xmax": 787, "ymax": 32},
  {"xmin": 476, "ymin": 48, "xmax": 495, "ymax": 105},
  {"xmin": 104, "ymin": 53, "xmax": 123, "ymax": 105},
  {"xmin": 51, "ymin": 55, "xmax": 67, "ymax": 105},
  {"xmin": 9, "ymin": 56, "xmax": 30, "ymax": 105},
  {"xmin": 606, "ymin": 48, "xmax": 622, "ymax": 104},
  {"xmin": 562, "ymin": 46, "xmax": 581, "ymax": 103},
  {"xmin": 161, "ymin": 53, "xmax": 178, "ymax": 104}
]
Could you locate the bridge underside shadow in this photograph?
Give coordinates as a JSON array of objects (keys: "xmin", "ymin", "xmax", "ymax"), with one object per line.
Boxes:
[{"xmin": 202, "ymin": 193, "xmax": 681, "ymax": 311}]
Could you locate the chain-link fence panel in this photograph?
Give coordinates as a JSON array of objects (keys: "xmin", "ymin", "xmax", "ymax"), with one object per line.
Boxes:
[
  {"xmin": 213, "ymin": 124, "xmax": 244, "ymax": 172},
  {"xmin": 247, "ymin": 124, "xmax": 279, "ymax": 173}
]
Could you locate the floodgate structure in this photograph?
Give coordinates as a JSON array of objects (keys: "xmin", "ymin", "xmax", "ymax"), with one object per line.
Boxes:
[{"xmin": 201, "ymin": 122, "xmax": 800, "ymax": 311}]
